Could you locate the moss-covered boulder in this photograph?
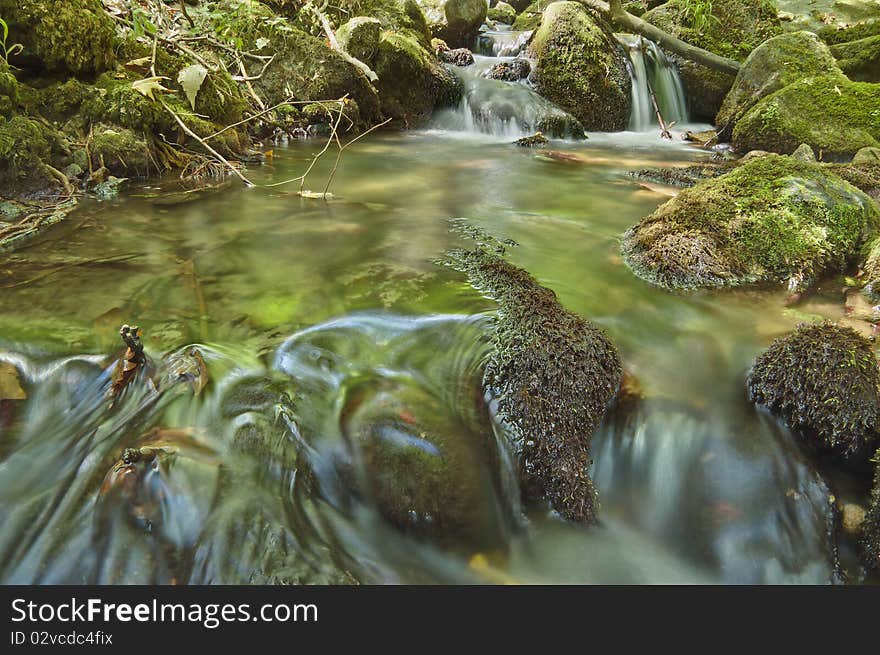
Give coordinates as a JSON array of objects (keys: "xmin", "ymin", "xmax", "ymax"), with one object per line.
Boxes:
[
  {"xmin": 830, "ymin": 35, "xmax": 880, "ymax": 83},
  {"xmin": 643, "ymin": 0, "xmax": 782, "ymax": 121},
  {"xmin": 526, "ymin": 2, "xmax": 630, "ymax": 132},
  {"xmin": 854, "ymin": 147, "xmax": 880, "ymax": 165},
  {"xmin": 747, "ymin": 322, "xmax": 880, "ymax": 458},
  {"xmin": 732, "ymin": 75, "xmax": 880, "ymax": 160},
  {"xmin": 818, "ymin": 19, "xmax": 880, "ymax": 46},
  {"xmin": 419, "ymin": 0, "xmax": 487, "ymax": 48},
  {"xmin": 621, "ymin": 154, "xmax": 880, "ymax": 291},
  {"xmin": 487, "ymin": 2, "xmax": 517, "ymax": 24},
  {"xmin": 372, "ymin": 30, "xmax": 460, "ymax": 124},
  {"xmin": 0, "ymin": 62, "xmax": 19, "ymax": 118},
  {"xmin": 89, "ymin": 125, "xmax": 152, "ymax": 178},
  {"xmin": 716, "ymin": 32, "xmax": 840, "ymax": 141},
  {"xmin": 0, "ymin": 0, "xmax": 117, "ymax": 75},
  {"xmin": 443, "ymin": 245, "xmax": 623, "ymax": 524},
  {"xmin": 337, "ymin": 16, "xmax": 383, "ymax": 62}
]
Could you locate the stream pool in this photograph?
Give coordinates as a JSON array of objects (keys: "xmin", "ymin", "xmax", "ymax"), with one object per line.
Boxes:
[{"xmin": 0, "ymin": 129, "xmax": 857, "ymax": 584}]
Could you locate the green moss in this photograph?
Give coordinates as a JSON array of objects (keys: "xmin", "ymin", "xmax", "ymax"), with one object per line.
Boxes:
[
  {"xmin": 830, "ymin": 35, "xmax": 880, "ymax": 83},
  {"xmin": 89, "ymin": 124, "xmax": 152, "ymax": 177},
  {"xmin": 0, "ymin": 0, "xmax": 117, "ymax": 75},
  {"xmin": 373, "ymin": 30, "xmax": 459, "ymax": 124},
  {"xmin": 747, "ymin": 322, "xmax": 880, "ymax": 458},
  {"xmin": 716, "ymin": 31, "xmax": 841, "ymax": 140},
  {"xmin": 512, "ymin": 0, "xmax": 552, "ymax": 30},
  {"xmin": 818, "ymin": 19, "xmax": 880, "ymax": 46},
  {"xmin": 643, "ymin": 0, "xmax": 782, "ymax": 120},
  {"xmin": 733, "ymin": 75, "xmax": 880, "ymax": 160},
  {"xmin": 487, "ymin": 2, "xmax": 516, "ymax": 24},
  {"xmin": 0, "ymin": 115, "xmax": 55, "ymax": 196},
  {"xmin": 622, "ymin": 154, "xmax": 880, "ymax": 290},
  {"xmin": 527, "ymin": 2, "xmax": 630, "ymax": 131},
  {"xmin": 442, "ymin": 244, "xmax": 622, "ymax": 524},
  {"xmin": 0, "ymin": 62, "xmax": 19, "ymax": 118}
]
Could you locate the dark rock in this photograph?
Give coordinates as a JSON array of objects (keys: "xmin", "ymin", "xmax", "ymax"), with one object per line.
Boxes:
[
  {"xmin": 438, "ymin": 47, "xmax": 475, "ymax": 66},
  {"xmin": 485, "ymin": 58, "xmax": 530, "ymax": 81}
]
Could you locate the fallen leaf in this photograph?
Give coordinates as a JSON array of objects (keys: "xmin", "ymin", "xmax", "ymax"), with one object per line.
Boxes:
[
  {"xmin": 132, "ymin": 76, "xmax": 172, "ymax": 100},
  {"xmin": 178, "ymin": 64, "xmax": 208, "ymax": 111}
]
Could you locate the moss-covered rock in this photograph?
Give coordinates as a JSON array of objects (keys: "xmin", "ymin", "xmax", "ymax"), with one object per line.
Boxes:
[
  {"xmin": 0, "ymin": 62, "xmax": 19, "ymax": 118},
  {"xmin": 0, "ymin": 115, "xmax": 58, "ymax": 197},
  {"xmin": 860, "ymin": 451, "xmax": 880, "ymax": 574},
  {"xmin": 732, "ymin": 75, "xmax": 880, "ymax": 160},
  {"xmin": 443, "ymin": 245, "xmax": 623, "ymax": 524},
  {"xmin": 643, "ymin": 0, "xmax": 782, "ymax": 120},
  {"xmin": 526, "ymin": 2, "xmax": 630, "ymax": 132},
  {"xmin": 747, "ymin": 322, "xmax": 880, "ymax": 458},
  {"xmin": 0, "ymin": 0, "xmax": 117, "ymax": 75},
  {"xmin": 373, "ymin": 30, "xmax": 460, "ymax": 124},
  {"xmin": 418, "ymin": 0, "xmax": 487, "ymax": 48},
  {"xmin": 818, "ymin": 19, "xmax": 880, "ymax": 46},
  {"xmin": 830, "ymin": 35, "xmax": 880, "ymax": 83},
  {"xmin": 854, "ymin": 147, "xmax": 880, "ymax": 165},
  {"xmin": 337, "ymin": 16, "xmax": 383, "ymax": 62},
  {"xmin": 89, "ymin": 124, "xmax": 152, "ymax": 177},
  {"xmin": 621, "ymin": 154, "xmax": 880, "ymax": 291},
  {"xmin": 487, "ymin": 2, "xmax": 517, "ymax": 24},
  {"xmin": 716, "ymin": 31, "xmax": 840, "ymax": 141}
]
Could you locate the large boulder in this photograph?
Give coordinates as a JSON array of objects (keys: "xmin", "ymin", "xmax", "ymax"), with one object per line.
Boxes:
[
  {"xmin": 487, "ymin": 2, "xmax": 517, "ymax": 24},
  {"xmin": 748, "ymin": 322, "xmax": 880, "ymax": 459},
  {"xmin": 732, "ymin": 75, "xmax": 880, "ymax": 161},
  {"xmin": 337, "ymin": 17, "xmax": 384, "ymax": 63},
  {"xmin": 830, "ymin": 35, "xmax": 880, "ymax": 83},
  {"xmin": 526, "ymin": 2, "xmax": 631, "ymax": 132},
  {"xmin": 419, "ymin": 0, "xmax": 488, "ymax": 48},
  {"xmin": 643, "ymin": 0, "xmax": 782, "ymax": 121},
  {"xmin": 716, "ymin": 32, "xmax": 841, "ymax": 141},
  {"xmin": 0, "ymin": 0, "xmax": 116, "ymax": 76},
  {"xmin": 621, "ymin": 154, "xmax": 880, "ymax": 291}
]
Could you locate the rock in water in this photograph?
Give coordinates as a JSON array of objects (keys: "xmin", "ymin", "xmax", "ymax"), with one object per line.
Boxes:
[
  {"xmin": 860, "ymin": 452, "xmax": 880, "ymax": 573},
  {"xmin": 487, "ymin": 2, "xmax": 517, "ymax": 24},
  {"xmin": 526, "ymin": 2, "xmax": 631, "ymax": 132},
  {"xmin": 716, "ymin": 31, "xmax": 840, "ymax": 141},
  {"xmin": 747, "ymin": 322, "xmax": 880, "ymax": 458},
  {"xmin": 443, "ymin": 246, "xmax": 623, "ymax": 524},
  {"xmin": 485, "ymin": 58, "xmax": 531, "ymax": 81},
  {"xmin": 419, "ymin": 0, "xmax": 487, "ymax": 48},
  {"xmin": 438, "ymin": 47, "xmax": 475, "ymax": 67},
  {"xmin": 621, "ymin": 154, "xmax": 880, "ymax": 291}
]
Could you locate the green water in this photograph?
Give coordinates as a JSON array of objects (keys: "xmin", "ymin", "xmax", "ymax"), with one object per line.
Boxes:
[{"xmin": 0, "ymin": 131, "xmax": 855, "ymax": 584}]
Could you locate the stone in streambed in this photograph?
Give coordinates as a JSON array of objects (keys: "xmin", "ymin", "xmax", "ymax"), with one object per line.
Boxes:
[{"xmin": 485, "ymin": 58, "xmax": 530, "ymax": 81}]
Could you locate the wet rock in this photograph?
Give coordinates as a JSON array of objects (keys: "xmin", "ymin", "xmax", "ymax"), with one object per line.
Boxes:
[
  {"xmin": 340, "ymin": 377, "xmax": 508, "ymax": 548},
  {"xmin": 0, "ymin": 0, "xmax": 117, "ymax": 75},
  {"xmin": 830, "ymin": 35, "xmax": 880, "ymax": 83},
  {"xmin": 485, "ymin": 58, "xmax": 530, "ymax": 81},
  {"xmin": 526, "ymin": 2, "xmax": 631, "ymax": 132},
  {"xmin": 89, "ymin": 125, "xmax": 152, "ymax": 178},
  {"xmin": 419, "ymin": 0, "xmax": 487, "ymax": 48},
  {"xmin": 443, "ymin": 246, "xmax": 623, "ymax": 524},
  {"xmin": 0, "ymin": 115, "xmax": 61, "ymax": 199},
  {"xmin": 514, "ymin": 132, "xmax": 548, "ymax": 147},
  {"xmin": 626, "ymin": 164, "xmax": 728, "ymax": 188},
  {"xmin": 438, "ymin": 47, "xmax": 475, "ymax": 66},
  {"xmin": 842, "ymin": 503, "xmax": 867, "ymax": 536},
  {"xmin": 622, "ymin": 154, "xmax": 880, "ymax": 291},
  {"xmin": 860, "ymin": 451, "xmax": 880, "ymax": 573},
  {"xmin": 716, "ymin": 31, "xmax": 840, "ymax": 141},
  {"xmin": 337, "ymin": 16, "xmax": 383, "ymax": 63},
  {"xmin": 643, "ymin": 0, "xmax": 782, "ymax": 121},
  {"xmin": 747, "ymin": 322, "xmax": 880, "ymax": 459},
  {"xmin": 733, "ymin": 75, "xmax": 880, "ymax": 161},
  {"xmin": 487, "ymin": 1, "xmax": 517, "ymax": 24}
]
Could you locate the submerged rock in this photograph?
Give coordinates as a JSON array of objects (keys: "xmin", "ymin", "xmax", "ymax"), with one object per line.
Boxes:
[
  {"xmin": 643, "ymin": 0, "xmax": 782, "ymax": 121},
  {"xmin": 732, "ymin": 75, "xmax": 880, "ymax": 161},
  {"xmin": 747, "ymin": 322, "xmax": 880, "ymax": 459},
  {"xmin": 715, "ymin": 31, "xmax": 841, "ymax": 141},
  {"xmin": 443, "ymin": 246, "xmax": 623, "ymax": 524},
  {"xmin": 526, "ymin": 2, "xmax": 631, "ymax": 132},
  {"xmin": 621, "ymin": 154, "xmax": 879, "ymax": 291}
]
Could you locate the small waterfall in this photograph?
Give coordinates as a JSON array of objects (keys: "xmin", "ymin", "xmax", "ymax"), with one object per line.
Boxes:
[{"xmin": 617, "ymin": 34, "xmax": 688, "ymax": 132}]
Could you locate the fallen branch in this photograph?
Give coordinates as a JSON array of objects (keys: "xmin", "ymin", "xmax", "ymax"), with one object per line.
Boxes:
[{"xmin": 306, "ymin": 2, "xmax": 379, "ymax": 83}]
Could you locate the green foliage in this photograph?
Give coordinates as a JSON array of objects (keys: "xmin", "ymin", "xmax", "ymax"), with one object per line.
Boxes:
[
  {"xmin": 0, "ymin": 16, "xmax": 23, "ymax": 66},
  {"xmin": 679, "ymin": 0, "xmax": 719, "ymax": 35}
]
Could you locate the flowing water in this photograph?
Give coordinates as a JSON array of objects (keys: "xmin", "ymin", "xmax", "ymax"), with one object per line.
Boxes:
[
  {"xmin": 0, "ymin": 33, "xmax": 858, "ymax": 585},
  {"xmin": 617, "ymin": 34, "xmax": 689, "ymax": 131}
]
